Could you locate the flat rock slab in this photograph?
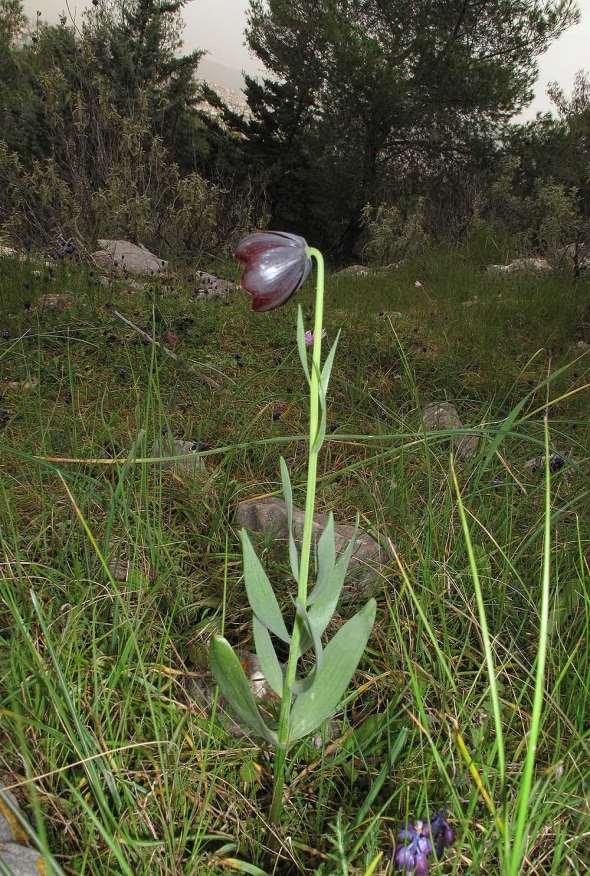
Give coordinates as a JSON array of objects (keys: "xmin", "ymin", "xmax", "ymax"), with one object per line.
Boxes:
[
  {"xmin": 235, "ymin": 497, "xmax": 387, "ymax": 603},
  {"xmin": 333, "ymin": 264, "xmax": 370, "ymax": 277},
  {"xmin": 422, "ymin": 402, "xmax": 479, "ymax": 461},
  {"xmin": 194, "ymin": 270, "xmax": 238, "ymax": 300},
  {"xmin": 486, "ymin": 257, "xmax": 552, "ymax": 275},
  {"xmin": 92, "ymin": 240, "xmax": 167, "ymax": 276},
  {"xmin": 1, "ymin": 789, "xmax": 46, "ymax": 874},
  {"xmin": 0, "ymin": 843, "xmax": 45, "ymax": 875}
]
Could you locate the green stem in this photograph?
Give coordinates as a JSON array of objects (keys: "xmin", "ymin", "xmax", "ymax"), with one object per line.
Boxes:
[
  {"xmin": 270, "ymin": 248, "xmax": 325, "ymax": 824},
  {"xmin": 507, "ymin": 418, "xmax": 552, "ymax": 873}
]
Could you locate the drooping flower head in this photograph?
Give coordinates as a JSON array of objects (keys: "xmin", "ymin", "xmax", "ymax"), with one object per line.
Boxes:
[{"xmin": 234, "ymin": 231, "xmax": 312, "ymax": 312}]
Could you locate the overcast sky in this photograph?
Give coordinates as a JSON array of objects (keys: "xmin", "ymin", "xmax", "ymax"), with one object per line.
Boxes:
[{"xmin": 26, "ymin": 0, "xmax": 590, "ymax": 115}]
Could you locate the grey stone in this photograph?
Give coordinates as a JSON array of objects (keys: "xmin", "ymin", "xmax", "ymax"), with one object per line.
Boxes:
[
  {"xmin": 0, "ymin": 790, "xmax": 45, "ymax": 875},
  {"xmin": 486, "ymin": 257, "xmax": 553, "ymax": 276},
  {"xmin": 0, "ymin": 843, "xmax": 45, "ymax": 875},
  {"xmin": 194, "ymin": 270, "xmax": 237, "ymax": 300},
  {"xmin": 0, "ymin": 790, "xmax": 24, "ymax": 843},
  {"xmin": 235, "ymin": 498, "xmax": 387, "ymax": 602},
  {"xmin": 152, "ymin": 437, "xmax": 206, "ymax": 476},
  {"xmin": 92, "ymin": 240, "xmax": 167, "ymax": 277},
  {"xmin": 422, "ymin": 402, "xmax": 479, "ymax": 461}
]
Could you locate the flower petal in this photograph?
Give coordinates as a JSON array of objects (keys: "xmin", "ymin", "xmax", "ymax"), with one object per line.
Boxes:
[
  {"xmin": 241, "ymin": 248, "xmax": 309, "ymax": 311},
  {"xmin": 234, "ymin": 230, "xmax": 311, "ymax": 311},
  {"xmin": 235, "ymin": 231, "xmax": 306, "ymax": 261}
]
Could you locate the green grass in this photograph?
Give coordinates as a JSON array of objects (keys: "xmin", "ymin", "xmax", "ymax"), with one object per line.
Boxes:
[{"xmin": 0, "ymin": 248, "xmax": 589, "ymax": 874}]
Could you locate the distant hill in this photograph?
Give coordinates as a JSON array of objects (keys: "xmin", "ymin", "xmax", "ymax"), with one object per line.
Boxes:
[
  {"xmin": 198, "ymin": 56, "xmax": 251, "ymax": 116},
  {"xmin": 199, "ymin": 57, "xmax": 246, "ymax": 93}
]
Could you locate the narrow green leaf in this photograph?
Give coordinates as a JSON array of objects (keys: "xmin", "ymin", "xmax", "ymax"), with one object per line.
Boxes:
[
  {"xmin": 218, "ymin": 859, "xmax": 269, "ymax": 876},
  {"xmin": 252, "ymin": 615, "xmax": 284, "ymax": 697},
  {"xmin": 311, "ymin": 333, "xmax": 340, "ymax": 453},
  {"xmin": 210, "ymin": 636, "xmax": 278, "ymax": 746},
  {"xmin": 289, "ymin": 599, "xmax": 376, "ymax": 742},
  {"xmin": 296, "ymin": 305, "xmax": 311, "ymax": 382},
  {"xmin": 241, "ymin": 530, "xmax": 290, "ymax": 643},
  {"xmin": 279, "ymin": 456, "xmax": 299, "ymax": 581},
  {"xmin": 320, "ymin": 331, "xmax": 340, "ymax": 396}
]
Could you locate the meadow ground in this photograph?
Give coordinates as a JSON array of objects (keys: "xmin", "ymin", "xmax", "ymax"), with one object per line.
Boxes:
[{"xmin": 0, "ymin": 247, "xmax": 589, "ymax": 874}]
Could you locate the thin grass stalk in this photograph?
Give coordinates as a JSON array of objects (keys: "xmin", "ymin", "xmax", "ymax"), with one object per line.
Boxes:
[
  {"xmin": 451, "ymin": 458, "xmax": 506, "ymax": 786},
  {"xmin": 507, "ymin": 417, "xmax": 552, "ymax": 874}
]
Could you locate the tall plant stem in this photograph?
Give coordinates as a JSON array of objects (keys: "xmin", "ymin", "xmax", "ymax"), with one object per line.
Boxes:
[{"xmin": 270, "ymin": 248, "xmax": 325, "ymax": 824}]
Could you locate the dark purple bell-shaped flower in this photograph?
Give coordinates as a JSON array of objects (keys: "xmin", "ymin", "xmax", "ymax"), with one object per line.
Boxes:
[{"xmin": 234, "ymin": 231, "xmax": 312, "ymax": 312}]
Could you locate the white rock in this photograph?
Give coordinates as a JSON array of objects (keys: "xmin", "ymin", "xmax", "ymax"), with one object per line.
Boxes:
[
  {"xmin": 92, "ymin": 240, "xmax": 168, "ymax": 276},
  {"xmin": 487, "ymin": 257, "xmax": 553, "ymax": 275},
  {"xmin": 334, "ymin": 264, "xmax": 370, "ymax": 277},
  {"xmin": 194, "ymin": 270, "xmax": 237, "ymax": 299}
]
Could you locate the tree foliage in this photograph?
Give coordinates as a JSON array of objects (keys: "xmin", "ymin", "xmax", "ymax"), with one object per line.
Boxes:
[{"xmin": 238, "ymin": 0, "xmax": 579, "ymax": 254}]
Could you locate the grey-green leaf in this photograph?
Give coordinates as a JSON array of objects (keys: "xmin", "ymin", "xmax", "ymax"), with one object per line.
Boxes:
[
  {"xmin": 312, "ymin": 512, "xmax": 336, "ymax": 600},
  {"xmin": 291, "ymin": 599, "xmax": 323, "ymax": 695},
  {"xmin": 307, "ymin": 518, "xmax": 357, "ymax": 617},
  {"xmin": 241, "ymin": 530, "xmax": 290, "ymax": 643},
  {"xmin": 253, "ymin": 615, "xmax": 284, "ymax": 698},
  {"xmin": 210, "ymin": 636, "xmax": 278, "ymax": 746},
  {"xmin": 279, "ymin": 456, "xmax": 299, "ymax": 581},
  {"xmin": 311, "ymin": 331, "xmax": 340, "ymax": 452},
  {"xmin": 289, "ymin": 599, "xmax": 376, "ymax": 742},
  {"xmin": 320, "ymin": 332, "xmax": 340, "ymax": 397}
]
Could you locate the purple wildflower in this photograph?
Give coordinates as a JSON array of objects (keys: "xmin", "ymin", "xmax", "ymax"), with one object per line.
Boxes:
[
  {"xmin": 394, "ymin": 812, "xmax": 454, "ymax": 874},
  {"xmin": 304, "ymin": 328, "xmax": 327, "ymax": 347}
]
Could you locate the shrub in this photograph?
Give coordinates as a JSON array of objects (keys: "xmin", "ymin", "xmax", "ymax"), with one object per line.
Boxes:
[{"xmin": 361, "ymin": 198, "xmax": 431, "ymax": 265}]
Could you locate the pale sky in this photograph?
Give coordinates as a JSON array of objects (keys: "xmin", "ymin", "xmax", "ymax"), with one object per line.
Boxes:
[{"xmin": 25, "ymin": 0, "xmax": 590, "ymax": 116}]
